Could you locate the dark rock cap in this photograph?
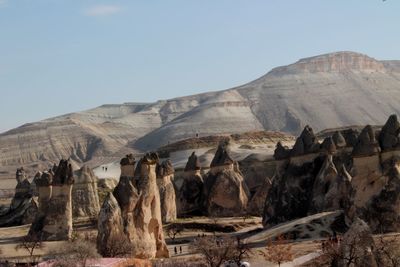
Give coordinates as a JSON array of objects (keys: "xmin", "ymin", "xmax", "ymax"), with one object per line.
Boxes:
[
  {"xmin": 273, "ymin": 142, "xmax": 290, "ymax": 160},
  {"xmin": 156, "ymin": 159, "xmax": 174, "ymax": 178},
  {"xmin": 290, "ymin": 125, "xmax": 320, "ymax": 156},
  {"xmin": 332, "ymin": 131, "xmax": 347, "ymax": 148},
  {"xmin": 379, "ymin": 114, "xmax": 400, "ymax": 151},
  {"xmin": 352, "ymin": 125, "xmax": 381, "ymax": 157},
  {"xmin": 210, "ymin": 142, "xmax": 234, "ymax": 168},
  {"xmin": 120, "ymin": 154, "xmax": 136, "ymax": 166},
  {"xmin": 184, "ymin": 152, "xmax": 201, "ymax": 171},
  {"xmin": 15, "ymin": 167, "xmax": 26, "ymax": 184},
  {"xmin": 320, "ymin": 136, "xmax": 337, "ymax": 154},
  {"xmin": 34, "ymin": 172, "xmax": 53, "ymax": 187},
  {"xmin": 52, "ymin": 159, "xmax": 74, "ymax": 185}
]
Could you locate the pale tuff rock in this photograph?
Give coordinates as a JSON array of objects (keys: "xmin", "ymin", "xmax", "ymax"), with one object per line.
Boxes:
[
  {"xmin": 98, "ymin": 178, "xmax": 118, "ymax": 191},
  {"xmin": 378, "ymin": 114, "xmax": 400, "ymax": 151},
  {"xmin": 132, "ymin": 153, "xmax": 169, "ymax": 258},
  {"xmin": 352, "ymin": 125, "xmax": 380, "ymax": 157},
  {"xmin": 0, "ymin": 167, "xmax": 37, "ymax": 227},
  {"xmin": 156, "ymin": 160, "xmax": 177, "ymax": 223},
  {"xmin": 97, "ymin": 153, "xmax": 169, "ymax": 259},
  {"xmin": 204, "ymin": 144, "xmax": 250, "ymax": 217},
  {"xmin": 72, "ymin": 165, "xmax": 100, "ymax": 219},
  {"xmin": 97, "ymin": 192, "xmax": 126, "ymax": 257},
  {"xmin": 177, "ymin": 152, "xmax": 204, "ymax": 216},
  {"xmin": 29, "ymin": 159, "xmax": 75, "ymax": 241}
]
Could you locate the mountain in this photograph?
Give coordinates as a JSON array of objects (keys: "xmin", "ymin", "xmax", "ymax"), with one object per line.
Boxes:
[{"xmin": 1, "ymin": 51, "xmax": 400, "ymax": 179}]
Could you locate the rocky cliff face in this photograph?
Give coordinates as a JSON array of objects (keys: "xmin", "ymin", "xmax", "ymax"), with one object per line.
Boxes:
[
  {"xmin": 2, "ymin": 51, "xmax": 400, "ymax": 179},
  {"xmin": 97, "ymin": 153, "xmax": 169, "ymax": 259},
  {"xmin": 263, "ymin": 115, "xmax": 400, "ymax": 234}
]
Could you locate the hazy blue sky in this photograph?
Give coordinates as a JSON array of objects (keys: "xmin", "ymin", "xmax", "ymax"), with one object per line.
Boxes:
[{"xmin": 0, "ymin": 0, "xmax": 399, "ymax": 132}]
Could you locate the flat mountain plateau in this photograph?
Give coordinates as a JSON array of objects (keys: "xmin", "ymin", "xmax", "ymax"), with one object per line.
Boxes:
[{"xmin": 1, "ymin": 51, "xmax": 400, "ymax": 183}]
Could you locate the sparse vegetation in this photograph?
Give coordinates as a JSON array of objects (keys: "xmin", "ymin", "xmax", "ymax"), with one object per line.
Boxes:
[
  {"xmin": 190, "ymin": 235, "xmax": 250, "ymax": 267},
  {"xmin": 14, "ymin": 234, "xmax": 44, "ymax": 266},
  {"xmin": 99, "ymin": 233, "xmax": 134, "ymax": 258},
  {"xmin": 375, "ymin": 235, "xmax": 400, "ymax": 267},
  {"xmin": 259, "ymin": 235, "xmax": 293, "ymax": 267},
  {"xmin": 49, "ymin": 239, "xmax": 100, "ymax": 267},
  {"xmin": 166, "ymin": 224, "xmax": 184, "ymax": 243}
]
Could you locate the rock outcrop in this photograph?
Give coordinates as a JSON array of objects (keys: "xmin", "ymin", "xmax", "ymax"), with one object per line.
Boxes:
[
  {"xmin": 97, "ymin": 192, "xmax": 126, "ymax": 257},
  {"xmin": 72, "ymin": 166, "xmax": 100, "ymax": 219},
  {"xmin": 204, "ymin": 143, "xmax": 250, "ymax": 217},
  {"xmin": 352, "ymin": 125, "xmax": 380, "ymax": 156},
  {"xmin": 332, "ymin": 131, "xmax": 347, "ymax": 148},
  {"xmin": 177, "ymin": 152, "xmax": 204, "ymax": 216},
  {"xmin": 264, "ymin": 115, "xmax": 400, "ymax": 234},
  {"xmin": 247, "ymin": 176, "xmax": 272, "ymax": 216},
  {"xmin": 29, "ymin": 159, "xmax": 75, "ymax": 241},
  {"xmin": 320, "ymin": 137, "xmax": 337, "ymax": 154},
  {"xmin": 273, "ymin": 142, "xmax": 290, "ymax": 160},
  {"xmin": 378, "ymin": 114, "xmax": 400, "ymax": 151},
  {"xmin": 354, "ymin": 156, "xmax": 400, "ymax": 233},
  {"xmin": 290, "ymin": 125, "xmax": 320, "ymax": 157},
  {"xmin": 0, "ymin": 168, "xmax": 37, "ymax": 227},
  {"xmin": 97, "ymin": 153, "xmax": 169, "ymax": 259},
  {"xmin": 263, "ymin": 155, "xmax": 325, "ymax": 227},
  {"xmin": 310, "ymin": 155, "xmax": 353, "ymax": 213},
  {"xmin": 156, "ymin": 160, "xmax": 177, "ymax": 223}
]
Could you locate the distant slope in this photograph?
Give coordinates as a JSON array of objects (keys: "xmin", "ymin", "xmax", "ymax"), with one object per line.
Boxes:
[{"xmin": 1, "ymin": 51, "xmax": 400, "ymax": 177}]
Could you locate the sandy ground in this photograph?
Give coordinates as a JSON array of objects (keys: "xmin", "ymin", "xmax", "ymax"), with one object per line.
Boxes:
[{"xmin": 0, "ymin": 215, "xmax": 327, "ymax": 266}]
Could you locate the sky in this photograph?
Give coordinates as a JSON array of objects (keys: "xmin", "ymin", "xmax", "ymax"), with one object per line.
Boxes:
[{"xmin": 0, "ymin": 0, "xmax": 399, "ymax": 132}]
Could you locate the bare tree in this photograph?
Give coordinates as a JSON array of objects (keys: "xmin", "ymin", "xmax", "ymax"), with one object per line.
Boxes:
[
  {"xmin": 14, "ymin": 234, "xmax": 44, "ymax": 266},
  {"xmin": 321, "ymin": 232, "xmax": 374, "ymax": 267},
  {"xmin": 231, "ymin": 236, "xmax": 251, "ymax": 265},
  {"xmin": 259, "ymin": 235, "xmax": 293, "ymax": 267},
  {"xmin": 166, "ymin": 224, "xmax": 183, "ymax": 243},
  {"xmin": 50, "ymin": 240, "xmax": 100, "ymax": 267},
  {"xmin": 242, "ymin": 214, "xmax": 252, "ymax": 223},
  {"xmin": 190, "ymin": 235, "xmax": 250, "ymax": 267},
  {"xmin": 375, "ymin": 235, "xmax": 400, "ymax": 267},
  {"xmin": 100, "ymin": 233, "xmax": 133, "ymax": 258}
]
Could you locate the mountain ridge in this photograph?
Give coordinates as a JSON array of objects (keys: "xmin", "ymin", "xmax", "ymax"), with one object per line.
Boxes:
[{"xmin": 1, "ymin": 50, "xmax": 400, "ymax": 179}]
